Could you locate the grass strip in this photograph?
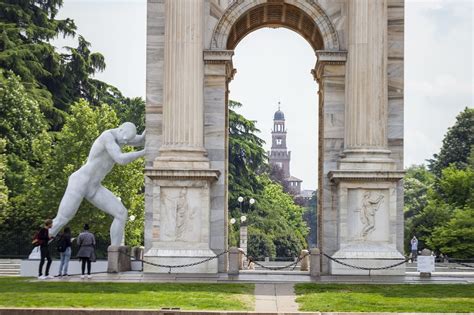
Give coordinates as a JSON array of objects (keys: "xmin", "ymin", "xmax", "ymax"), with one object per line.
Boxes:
[
  {"xmin": 295, "ymin": 283, "xmax": 474, "ymax": 313},
  {"xmin": 0, "ymin": 277, "xmax": 254, "ymax": 310}
]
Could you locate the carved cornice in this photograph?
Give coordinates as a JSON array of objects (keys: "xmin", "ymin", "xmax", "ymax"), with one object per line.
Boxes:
[
  {"xmin": 203, "ymin": 50, "xmax": 234, "ymax": 64},
  {"xmin": 204, "ymin": 50, "xmax": 236, "ymax": 82},
  {"xmin": 328, "ymin": 170, "xmax": 405, "ymax": 183},
  {"xmin": 145, "ymin": 168, "xmax": 221, "ymax": 181},
  {"xmin": 313, "ymin": 50, "xmax": 347, "ymax": 82}
]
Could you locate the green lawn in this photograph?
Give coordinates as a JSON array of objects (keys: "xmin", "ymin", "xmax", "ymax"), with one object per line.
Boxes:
[
  {"xmin": 0, "ymin": 277, "xmax": 254, "ymax": 310},
  {"xmin": 295, "ymin": 283, "xmax": 474, "ymax": 313}
]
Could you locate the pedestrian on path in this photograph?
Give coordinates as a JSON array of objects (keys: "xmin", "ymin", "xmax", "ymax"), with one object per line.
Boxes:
[
  {"xmin": 36, "ymin": 219, "xmax": 54, "ymax": 280},
  {"xmin": 411, "ymin": 236, "xmax": 418, "ymax": 262},
  {"xmin": 76, "ymin": 224, "xmax": 96, "ymax": 279},
  {"xmin": 56, "ymin": 227, "xmax": 72, "ymax": 277}
]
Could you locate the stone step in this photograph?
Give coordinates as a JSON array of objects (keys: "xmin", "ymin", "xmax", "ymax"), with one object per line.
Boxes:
[
  {"xmin": 0, "ymin": 269, "xmax": 20, "ymax": 275},
  {"xmin": 0, "ymin": 264, "xmax": 21, "ymax": 269},
  {"xmin": 0, "ymin": 258, "xmax": 21, "ymax": 265}
]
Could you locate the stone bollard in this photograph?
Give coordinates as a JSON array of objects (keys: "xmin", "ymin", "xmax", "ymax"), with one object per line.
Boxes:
[
  {"xmin": 107, "ymin": 245, "xmax": 132, "ymax": 273},
  {"xmin": 300, "ymin": 249, "xmax": 310, "ymax": 271},
  {"xmin": 130, "ymin": 246, "xmax": 144, "ymax": 260},
  {"xmin": 238, "ymin": 248, "xmax": 245, "ymax": 270},
  {"xmin": 138, "ymin": 246, "xmax": 145, "ymax": 260},
  {"xmin": 419, "ymin": 248, "xmax": 434, "ymax": 278},
  {"xmin": 228, "ymin": 247, "xmax": 241, "ymax": 275},
  {"xmin": 309, "ymin": 248, "xmax": 321, "ymax": 277}
]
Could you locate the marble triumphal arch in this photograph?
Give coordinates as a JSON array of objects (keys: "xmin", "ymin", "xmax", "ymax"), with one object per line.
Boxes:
[{"xmin": 143, "ymin": 0, "xmax": 405, "ymax": 275}]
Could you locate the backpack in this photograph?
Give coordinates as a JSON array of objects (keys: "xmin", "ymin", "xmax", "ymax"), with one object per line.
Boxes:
[
  {"xmin": 32, "ymin": 230, "xmax": 44, "ymax": 246},
  {"xmin": 57, "ymin": 234, "xmax": 67, "ymax": 253}
]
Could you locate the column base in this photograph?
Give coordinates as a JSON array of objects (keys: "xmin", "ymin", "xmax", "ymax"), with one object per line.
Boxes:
[
  {"xmin": 143, "ymin": 247, "xmax": 218, "ymax": 274},
  {"xmin": 338, "ymin": 148, "xmax": 396, "ymax": 171},
  {"xmin": 330, "ymin": 243, "xmax": 405, "ymax": 275}
]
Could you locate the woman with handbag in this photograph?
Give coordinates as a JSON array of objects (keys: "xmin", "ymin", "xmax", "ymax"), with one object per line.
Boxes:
[{"xmin": 76, "ymin": 224, "xmax": 96, "ymax": 279}]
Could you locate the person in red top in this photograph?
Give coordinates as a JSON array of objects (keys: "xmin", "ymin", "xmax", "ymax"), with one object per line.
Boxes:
[{"xmin": 37, "ymin": 219, "xmax": 53, "ymax": 280}]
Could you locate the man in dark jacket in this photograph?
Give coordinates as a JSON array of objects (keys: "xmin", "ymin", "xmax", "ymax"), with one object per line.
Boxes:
[{"xmin": 37, "ymin": 219, "xmax": 53, "ymax": 280}]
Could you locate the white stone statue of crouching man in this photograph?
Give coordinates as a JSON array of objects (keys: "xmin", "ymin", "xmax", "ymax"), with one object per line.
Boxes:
[{"xmin": 50, "ymin": 122, "xmax": 146, "ymax": 246}]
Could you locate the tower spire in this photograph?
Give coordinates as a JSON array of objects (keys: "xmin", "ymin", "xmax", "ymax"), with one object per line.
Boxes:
[{"xmin": 278, "ymin": 101, "xmax": 281, "ymax": 111}]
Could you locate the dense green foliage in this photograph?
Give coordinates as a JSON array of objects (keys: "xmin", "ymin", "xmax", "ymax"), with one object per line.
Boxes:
[
  {"xmin": 0, "ymin": 139, "xmax": 7, "ymax": 210},
  {"xmin": 428, "ymin": 107, "xmax": 474, "ymax": 177},
  {"xmin": 0, "ymin": 0, "xmax": 144, "ymax": 130},
  {"xmin": 404, "ymin": 108, "xmax": 474, "ymax": 258},
  {"xmin": 228, "ymin": 101, "xmax": 308, "ymax": 258},
  {"xmin": 0, "ymin": 277, "xmax": 254, "ymax": 310},
  {"xmin": 295, "ymin": 283, "xmax": 474, "ymax": 312},
  {"xmin": 0, "ymin": 2, "xmax": 145, "ymax": 256}
]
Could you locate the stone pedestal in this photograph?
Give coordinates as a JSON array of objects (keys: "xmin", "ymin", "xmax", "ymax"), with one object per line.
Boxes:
[
  {"xmin": 300, "ymin": 250, "xmax": 310, "ymax": 272},
  {"xmin": 309, "ymin": 248, "xmax": 321, "ymax": 277},
  {"xmin": 107, "ymin": 246, "xmax": 131, "ymax": 273},
  {"xmin": 144, "ymin": 169, "xmax": 219, "ymax": 273},
  {"xmin": 328, "ymin": 174, "xmax": 405, "ymax": 275},
  {"xmin": 228, "ymin": 247, "xmax": 240, "ymax": 275}
]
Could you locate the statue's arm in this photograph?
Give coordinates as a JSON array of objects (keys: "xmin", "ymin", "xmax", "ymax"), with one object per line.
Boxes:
[
  {"xmin": 104, "ymin": 134, "xmax": 145, "ymax": 165},
  {"xmin": 127, "ymin": 130, "xmax": 146, "ymax": 147}
]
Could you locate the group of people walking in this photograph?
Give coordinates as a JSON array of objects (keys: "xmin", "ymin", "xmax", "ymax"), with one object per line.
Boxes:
[{"xmin": 36, "ymin": 219, "xmax": 96, "ymax": 280}]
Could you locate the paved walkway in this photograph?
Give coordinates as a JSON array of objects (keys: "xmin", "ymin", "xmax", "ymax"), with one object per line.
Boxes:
[{"xmin": 254, "ymin": 283, "xmax": 298, "ymax": 312}]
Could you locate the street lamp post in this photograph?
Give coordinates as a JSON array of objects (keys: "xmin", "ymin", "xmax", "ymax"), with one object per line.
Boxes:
[{"xmin": 235, "ymin": 196, "xmax": 255, "ymax": 257}]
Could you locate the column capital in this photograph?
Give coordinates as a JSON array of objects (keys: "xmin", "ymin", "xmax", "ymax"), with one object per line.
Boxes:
[
  {"xmin": 203, "ymin": 49, "xmax": 234, "ymax": 63},
  {"xmin": 204, "ymin": 50, "xmax": 236, "ymax": 83},
  {"xmin": 312, "ymin": 50, "xmax": 347, "ymax": 82}
]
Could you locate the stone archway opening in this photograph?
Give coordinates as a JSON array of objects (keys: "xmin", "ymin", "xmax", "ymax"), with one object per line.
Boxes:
[
  {"xmin": 204, "ymin": 0, "xmax": 345, "ymax": 273},
  {"xmin": 227, "ymin": 26, "xmax": 319, "ymax": 258}
]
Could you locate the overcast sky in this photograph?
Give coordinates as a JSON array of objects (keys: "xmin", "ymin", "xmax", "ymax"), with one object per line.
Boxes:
[{"xmin": 54, "ymin": 0, "xmax": 473, "ymax": 190}]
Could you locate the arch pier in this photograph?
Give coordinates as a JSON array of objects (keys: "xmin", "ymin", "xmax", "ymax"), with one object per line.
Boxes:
[{"xmin": 144, "ymin": 0, "xmax": 405, "ymax": 275}]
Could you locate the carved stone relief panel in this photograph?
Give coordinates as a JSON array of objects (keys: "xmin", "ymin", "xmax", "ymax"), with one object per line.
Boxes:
[
  {"xmin": 160, "ymin": 187, "xmax": 202, "ymax": 243},
  {"xmin": 347, "ymin": 189, "xmax": 390, "ymax": 242}
]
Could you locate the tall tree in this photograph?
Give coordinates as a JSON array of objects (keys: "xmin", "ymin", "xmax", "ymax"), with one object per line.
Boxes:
[
  {"xmin": 0, "ymin": 72, "xmax": 47, "ymax": 197},
  {"xmin": 428, "ymin": 107, "xmax": 474, "ymax": 177},
  {"xmin": 0, "ymin": 1, "xmax": 129, "ymax": 129},
  {"xmin": 228, "ymin": 100, "xmax": 267, "ymax": 215},
  {"xmin": 0, "ymin": 0, "xmax": 75, "ymax": 126}
]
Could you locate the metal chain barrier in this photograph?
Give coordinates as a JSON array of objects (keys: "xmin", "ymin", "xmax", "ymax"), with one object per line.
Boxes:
[
  {"xmin": 241, "ymin": 252, "xmax": 309, "ymax": 271},
  {"xmin": 448, "ymin": 259, "xmax": 474, "ymax": 269},
  {"xmin": 120, "ymin": 249, "xmax": 229, "ymax": 274},
  {"xmin": 322, "ymin": 252, "xmax": 409, "ymax": 272}
]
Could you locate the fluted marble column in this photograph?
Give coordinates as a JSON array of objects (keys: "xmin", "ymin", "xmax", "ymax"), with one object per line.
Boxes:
[
  {"xmin": 342, "ymin": 0, "xmax": 393, "ymax": 170},
  {"xmin": 160, "ymin": 0, "xmax": 206, "ymax": 157}
]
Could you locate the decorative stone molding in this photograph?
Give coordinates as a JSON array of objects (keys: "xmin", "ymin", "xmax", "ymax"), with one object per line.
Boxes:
[
  {"xmin": 204, "ymin": 49, "xmax": 236, "ymax": 82},
  {"xmin": 328, "ymin": 170, "xmax": 405, "ymax": 183},
  {"xmin": 203, "ymin": 50, "xmax": 234, "ymax": 63},
  {"xmin": 210, "ymin": 0, "xmax": 340, "ymax": 51},
  {"xmin": 312, "ymin": 50, "xmax": 347, "ymax": 82},
  {"xmin": 145, "ymin": 168, "xmax": 220, "ymax": 181}
]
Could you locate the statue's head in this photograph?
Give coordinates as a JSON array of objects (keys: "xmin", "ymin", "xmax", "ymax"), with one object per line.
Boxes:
[{"xmin": 116, "ymin": 122, "xmax": 137, "ymax": 144}]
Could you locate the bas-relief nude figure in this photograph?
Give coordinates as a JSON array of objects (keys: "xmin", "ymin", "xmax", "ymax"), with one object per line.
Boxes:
[
  {"xmin": 359, "ymin": 191, "xmax": 384, "ymax": 239},
  {"xmin": 50, "ymin": 122, "xmax": 146, "ymax": 246},
  {"xmin": 162, "ymin": 187, "xmax": 198, "ymax": 242}
]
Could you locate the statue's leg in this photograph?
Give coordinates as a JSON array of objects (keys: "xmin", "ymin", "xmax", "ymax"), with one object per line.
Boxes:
[
  {"xmin": 50, "ymin": 188, "xmax": 84, "ymax": 236},
  {"xmin": 86, "ymin": 186, "xmax": 128, "ymax": 246}
]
